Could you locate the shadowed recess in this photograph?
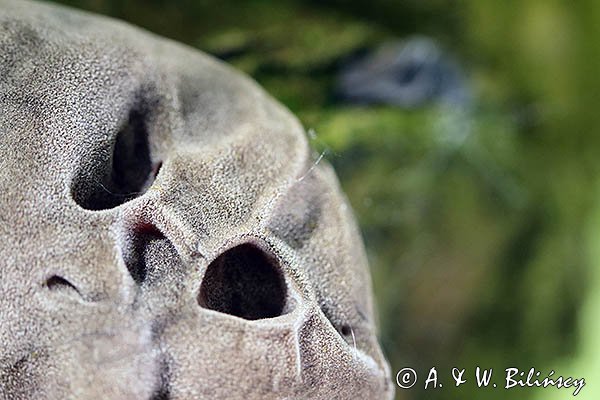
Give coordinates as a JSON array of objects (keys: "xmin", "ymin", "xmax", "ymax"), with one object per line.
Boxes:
[
  {"xmin": 198, "ymin": 244, "xmax": 287, "ymax": 320},
  {"xmin": 149, "ymin": 357, "xmax": 171, "ymax": 400},
  {"xmin": 45, "ymin": 275, "xmax": 81, "ymax": 298},
  {"xmin": 72, "ymin": 105, "xmax": 160, "ymax": 210},
  {"xmin": 124, "ymin": 223, "xmax": 166, "ymax": 285}
]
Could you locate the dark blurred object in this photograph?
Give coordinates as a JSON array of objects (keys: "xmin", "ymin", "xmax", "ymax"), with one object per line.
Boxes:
[{"xmin": 336, "ymin": 36, "xmax": 470, "ymax": 107}]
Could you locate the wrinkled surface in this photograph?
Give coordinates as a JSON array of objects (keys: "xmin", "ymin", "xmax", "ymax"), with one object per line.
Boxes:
[{"xmin": 0, "ymin": 1, "xmax": 392, "ymax": 399}]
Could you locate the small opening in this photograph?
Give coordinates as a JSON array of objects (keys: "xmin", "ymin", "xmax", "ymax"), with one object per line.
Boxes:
[
  {"xmin": 340, "ymin": 325, "xmax": 352, "ymax": 337},
  {"xmin": 72, "ymin": 106, "xmax": 159, "ymax": 211},
  {"xmin": 198, "ymin": 244, "xmax": 287, "ymax": 320},
  {"xmin": 320, "ymin": 302, "xmax": 355, "ymax": 342},
  {"xmin": 124, "ymin": 223, "xmax": 165, "ymax": 285},
  {"xmin": 45, "ymin": 275, "xmax": 81, "ymax": 297}
]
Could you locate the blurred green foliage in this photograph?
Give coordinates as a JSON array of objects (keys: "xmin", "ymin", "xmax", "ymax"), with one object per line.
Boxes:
[{"xmin": 50, "ymin": 0, "xmax": 600, "ymax": 398}]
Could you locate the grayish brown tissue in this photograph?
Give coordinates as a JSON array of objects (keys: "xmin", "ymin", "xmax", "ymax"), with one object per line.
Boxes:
[{"xmin": 0, "ymin": 1, "xmax": 393, "ymax": 398}]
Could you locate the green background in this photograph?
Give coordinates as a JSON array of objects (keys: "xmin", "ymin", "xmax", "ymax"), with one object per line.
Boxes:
[{"xmin": 48, "ymin": 1, "xmax": 600, "ymax": 399}]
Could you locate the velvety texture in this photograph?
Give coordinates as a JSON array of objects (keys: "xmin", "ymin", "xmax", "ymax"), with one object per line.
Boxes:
[{"xmin": 0, "ymin": 1, "xmax": 393, "ymax": 398}]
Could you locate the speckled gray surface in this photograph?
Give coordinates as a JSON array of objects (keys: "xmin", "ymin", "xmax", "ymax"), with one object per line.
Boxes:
[{"xmin": 0, "ymin": 1, "xmax": 393, "ymax": 398}]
